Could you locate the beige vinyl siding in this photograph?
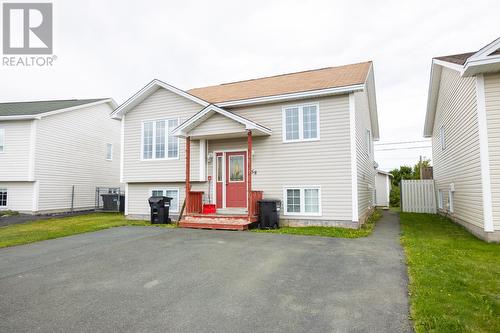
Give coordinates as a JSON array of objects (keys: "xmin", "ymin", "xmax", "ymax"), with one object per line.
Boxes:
[
  {"xmin": 484, "ymin": 72, "xmax": 500, "ymax": 231},
  {"xmin": 35, "ymin": 103, "xmax": 121, "ymax": 212},
  {"xmin": 432, "ymin": 67, "xmax": 483, "ymax": 228},
  {"xmin": 0, "ymin": 182, "xmax": 34, "ymax": 213},
  {"xmin": 123, "ymin": 89, "xmax": 204, "ymax": 182},
  {"xmin": 0, "ymin": 120, "xmax": 32, "ymax": 181},
  {"xmin": 210, "ymin": 95, "xmax": 352, "ymax": 221},
  {"xmin": 189, "ymin": 113, "xmax": 245, "ymax": 137},
  {"xmin": 123, "ymin": 90, "xmax": 363, "ymax": 222},
  {"xmin": 354, "ymin": 90, "xmax": 375, "ymax": 220}
]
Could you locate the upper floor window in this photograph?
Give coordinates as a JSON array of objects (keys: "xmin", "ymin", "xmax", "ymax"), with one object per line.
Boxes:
[
  {"xmin": 142, "ymin": 119, "xmax": 179, "ymax": 160},
  {"xmin": 282, "ymin": 104, "xmax": 319, "ymax": 142},
  {"xmin": 439, "ymin": 125, "xmax": 446, "ymax": 150},
  {"xmin": 105, "ymin": 143, "xmax": 113, "ymax": 161},
  {"xmin": 366, "ymin": 129, "xmax": 372, "ymax": 155},
  {"xmin": 0, "ymin": 128, "xmax": 4, "ymax": 153}
]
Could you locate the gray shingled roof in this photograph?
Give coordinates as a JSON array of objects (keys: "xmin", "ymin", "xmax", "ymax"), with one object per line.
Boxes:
[
  {"xmin": 434, "ymin": 52, "xmax": 475, "ymax": 65},
  {"xmin": 0, "ymin": 99, "xmax": 107, "ymax": 117}
]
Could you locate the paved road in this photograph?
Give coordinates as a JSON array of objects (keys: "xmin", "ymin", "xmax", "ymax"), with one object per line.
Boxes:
[
  {"xmin": 0, "ymin": 210, "xmax": 95, "ymax": 227},
  {"xmin": 0, "ymin": 211, "xmax": 411, "ymax": 332}
]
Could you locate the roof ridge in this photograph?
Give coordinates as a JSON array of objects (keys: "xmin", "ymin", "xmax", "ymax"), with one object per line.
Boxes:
[
  {"xmin": 189, "ymin": 61, "xmax": 372, "ymax": 90},
  {"xmin": 0, "ymin": 98, "xmax": 108, "ymax": 105}
]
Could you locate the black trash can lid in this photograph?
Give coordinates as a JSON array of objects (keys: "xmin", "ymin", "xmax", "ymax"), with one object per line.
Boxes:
[
  {"xmin": 148, "ymin": 196, "xmax": 165, "ymax": 204},
  {"xmin": 258, "ymin": 199, "xmax": 281, "ymax": 203}
]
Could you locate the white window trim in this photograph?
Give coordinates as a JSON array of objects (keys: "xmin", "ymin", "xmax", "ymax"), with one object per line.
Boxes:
[
  {"xmin": 0, "ymin": 188, "xmax": 7, "ymax": 208},
  {"xmin": 282, "ymin": 103, "xmax": 320, "ymax": 143},
  {"xmin": 437, "ymin": 189, "xmax": 443, "ymax": 210},
  {"xmin": 140, "ymin": 118, "xmax": 180, "ymax": 161},
  {"xmin": 448, "ymin": 190, "xmax": 454, "ymax": 213},
  {"xmin": 283, "ymin": 186, "xmax": 322, "ymax": 217},
  {"xmin": 105, "ymin": 143, "xmax": 113, "ymax": 161},
  {"xmin": 439, "ymin": 125, "xmax": 446, "ymax": 150},
  {"xmin": 150, "ymin": 188, "xmax": 180, "ymax": 213},
  {"xmin": 0, "ymin": 128, "xmax": 5, "ymax": 153}
]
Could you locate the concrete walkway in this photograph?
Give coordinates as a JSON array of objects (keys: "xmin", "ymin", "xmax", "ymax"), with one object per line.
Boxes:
[{"xmin": 0, "ymin": 211, "xmax": 411, "ymax": 332}]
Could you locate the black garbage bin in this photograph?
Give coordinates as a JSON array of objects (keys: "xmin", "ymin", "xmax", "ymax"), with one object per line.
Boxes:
[
  {"xmin": 119, "ymin": 194, "xmax": 125, "ymax": 213},
  {"xmin": 258, "ymin": 199, "xmax": 281, "ymax": 229},
  {"xmin": 148, "ymin": 196, "xmax": 172, "ymax": 224},
  {"xmin": 101, "ymin": 193, "xmax": 119, "ymax": 211}
]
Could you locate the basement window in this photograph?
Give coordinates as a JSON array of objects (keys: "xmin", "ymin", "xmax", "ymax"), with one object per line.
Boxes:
[
  {"xmin": 0, "ymin": 189, "xmax": 7, "ymax": 207},
  {"xmin": 283, "ymin": 186, "xmax": 321, "ymax": 216}
]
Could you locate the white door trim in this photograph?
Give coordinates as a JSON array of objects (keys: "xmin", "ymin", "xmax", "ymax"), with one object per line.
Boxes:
[{"xmin": 213, "ymin": 149, "xmax": 248, "ymax": 209}]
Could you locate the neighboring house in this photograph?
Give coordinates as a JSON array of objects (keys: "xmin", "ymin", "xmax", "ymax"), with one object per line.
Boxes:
[
  {"xmin": 424, "ymin": 37, "xmax": 500, "ymax": 242},
  {"xmin": 0, "ymin": 99, "xmax": 121, "ymax": 214},
  {"xmin": 113, "ymin": 61, "xmax": 379, "ymax": 229},
  {"xmin": 375, "ymin": 170, "xmax": 392, "ymax": 208}
]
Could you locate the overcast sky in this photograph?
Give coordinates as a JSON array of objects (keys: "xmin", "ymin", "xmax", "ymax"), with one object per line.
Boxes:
[{"xmin": 1, "ymin": 0, "xmax": 499, "ymax": 171}]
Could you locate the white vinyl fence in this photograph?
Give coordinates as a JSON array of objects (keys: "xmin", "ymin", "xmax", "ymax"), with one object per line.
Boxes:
[{"xmin": 401, "ymin": 180, "xmax": 436, "ymax": 213}]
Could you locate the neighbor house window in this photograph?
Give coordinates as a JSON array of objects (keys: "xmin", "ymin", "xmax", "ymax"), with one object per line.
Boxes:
[
  {"xmin": 448, "ymin": 190, "xmax": 454, "ymax": 213},
  {"xmin": 439, "ymin": 125, "xmax": 446, "ymax": 150},
  {"xmin": 284, "ymin": 187, "xmax": 321, "ymax": 215},
  {"xmin": 366, "ymin": 129, "xmax": 372, "ymax": 155},
  {"xmin": 0, "ymin": 128, "xmax": 4, "ymax": 153},
  {"xmin": 151, "ymin": 188, "xmax": 179, "ymax": 212},
  {"xmin": 283, "ymin": 104, "xmax": 319, "ymax": 142},
  {"xmin": 437, "ymin": 190, "xmax": 443, "ymax": 210},
  {"xmin": 0, "ymin": 189, "xmax": 7, "ymax": 207},
  {"xmin": 105, "ymin": 143, "xmax": 113, "ymax": 160},
  {"xmin": 142, "ymin": 119, "xmax": 179, "ymax": 160}
]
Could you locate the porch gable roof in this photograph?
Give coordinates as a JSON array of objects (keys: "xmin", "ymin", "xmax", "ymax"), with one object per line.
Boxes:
[{"xmin": 172, "ymin": 104, "xmax": 272, "ymax": 138}]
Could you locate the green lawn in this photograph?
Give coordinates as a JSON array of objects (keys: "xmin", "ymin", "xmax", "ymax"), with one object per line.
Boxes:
[
  {"xmin": 0, "ymin": 213, "xmax": 173, "ymax": 248},
  {"xmin": 252, "ymin": 209, "xmax": 382, "ymax": 238},
  {"xmin": 400, "ymin": 213, "xmax": 500, "ymax": 333}
]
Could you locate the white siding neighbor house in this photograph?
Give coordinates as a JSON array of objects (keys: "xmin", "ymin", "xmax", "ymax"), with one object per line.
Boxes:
[
  {"xmin": 114, "ymin": 61, "xmax": 379, "ymax": 229},
  {"xmin": 375, "ymin": 170, "xmax": 392, "ymax": 208},
  {"xmin": 0, "ymin": 99, "xmax": 121, "ymax": 214},
  {"xmin": 424, "ymin": 37, "xmax": 500, "ymax": 242}
]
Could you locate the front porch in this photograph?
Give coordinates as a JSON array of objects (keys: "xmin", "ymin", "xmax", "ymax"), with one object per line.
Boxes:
[{"xmin": 173, "ymin": 105, "xmax": 270, "ymax": 230}]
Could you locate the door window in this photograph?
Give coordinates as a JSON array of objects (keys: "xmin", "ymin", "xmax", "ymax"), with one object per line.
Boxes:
[{"xmin": 229, "ymin": 155, "xmax": 244, "ymax": 182}]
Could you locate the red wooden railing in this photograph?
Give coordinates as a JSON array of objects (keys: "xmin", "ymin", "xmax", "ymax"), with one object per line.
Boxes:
[
  {"xmin": 186, "ymin": 191, "xmax": 203, "ymax": 214},
  {"xmin": 249, "ymin": 191, "xmax": 263, "ymax": 217}
]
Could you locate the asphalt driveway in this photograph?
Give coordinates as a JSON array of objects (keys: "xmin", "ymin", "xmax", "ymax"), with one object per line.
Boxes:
[{"xmin": 0, "ymin": 212, "xmax": 411, "ymax": 332}]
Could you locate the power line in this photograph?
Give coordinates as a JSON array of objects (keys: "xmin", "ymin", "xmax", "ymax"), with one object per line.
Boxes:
[
  {"xmin": 376, "ymin": 146, "xmax": 432, "ymax": 151},
  {"xmin": 375, "ymin": 140, "xmax": 430, "ymax": 146}
]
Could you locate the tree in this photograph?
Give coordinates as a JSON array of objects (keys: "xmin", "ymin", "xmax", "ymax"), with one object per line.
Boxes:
[{"xmin": 388, "ymin": 158, "xmax": 432, "ymax": 207}]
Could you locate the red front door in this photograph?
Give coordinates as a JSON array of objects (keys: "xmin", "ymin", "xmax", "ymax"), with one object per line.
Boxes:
[{"xmin": 225, "ymin": 151, "xmax": 247, "ymax": 208}]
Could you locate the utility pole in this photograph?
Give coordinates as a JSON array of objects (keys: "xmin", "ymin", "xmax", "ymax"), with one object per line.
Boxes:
[{"xmin": 419, "ymin": 155, "xmax": 423, "ymax": 180}]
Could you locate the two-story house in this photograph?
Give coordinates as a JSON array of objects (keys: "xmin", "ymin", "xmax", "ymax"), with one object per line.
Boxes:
[
  {"xmin": 424, "ymin": 37, "xmax": 500, "ymax": 242},
  {"xmin": 0, "ymin": 99, "xmax": 121, "ymax": 214},
  {"xmin": 113, "ymin": 62, "xmax": 379, "ymax": 230}
]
